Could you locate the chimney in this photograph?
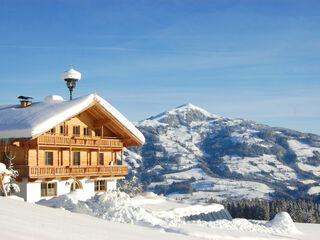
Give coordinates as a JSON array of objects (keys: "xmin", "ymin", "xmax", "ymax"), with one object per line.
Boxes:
[{"xmin": 18, "ymin": 96, "xmax": 33, "ymax": 108}]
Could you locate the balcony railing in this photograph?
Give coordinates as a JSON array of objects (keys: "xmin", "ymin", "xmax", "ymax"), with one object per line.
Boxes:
[
  {"xmin": 38, "ymin": 135, "xmax": 123, "ymax": 148},
  {"xmin": 15, "ymin": 165, "xmax": 128, "ymax": 179}
]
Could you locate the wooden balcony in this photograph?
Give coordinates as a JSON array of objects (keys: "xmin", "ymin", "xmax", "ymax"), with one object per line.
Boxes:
[
  {"xmin": 38, "ymin": 135, "xmax": 123, "ymax": 148},
  {"xmin": 15, "ymin": 165, "xmax": 128, "ymax": 179}
]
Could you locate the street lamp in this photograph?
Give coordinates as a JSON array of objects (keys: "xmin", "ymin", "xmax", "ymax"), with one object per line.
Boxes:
[{"xmin": 61, "ymin": 65, "xmax": 81, "ymax": 100}]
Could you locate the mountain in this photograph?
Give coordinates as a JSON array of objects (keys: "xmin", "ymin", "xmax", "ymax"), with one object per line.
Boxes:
[{"xmin": 124, "ymin": 103, "xmax": 320, "ymax": 202}]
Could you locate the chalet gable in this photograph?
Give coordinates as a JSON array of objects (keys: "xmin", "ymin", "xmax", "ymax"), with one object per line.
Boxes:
[{"xmin": 0, "ymin": 94, "xmax": 145, "ymax": 146}]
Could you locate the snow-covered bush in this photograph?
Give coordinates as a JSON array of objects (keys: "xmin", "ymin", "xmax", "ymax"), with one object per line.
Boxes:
[
  {"xmin": 117, "ymin": 177, "xmax": 143, "ymax": 197},
  {"xmin": 0, "ymin": 162, "xmax": 20, "ymax": 196}
]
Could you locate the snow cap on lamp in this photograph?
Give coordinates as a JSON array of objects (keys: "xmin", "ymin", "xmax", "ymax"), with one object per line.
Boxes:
[
  {"xmin": 62, "ymin": 65, "xmax": 81, "ymax": 100},
  {"xmin": 61, "ymin": 64, "xmax": 81, "ymax": 81}
]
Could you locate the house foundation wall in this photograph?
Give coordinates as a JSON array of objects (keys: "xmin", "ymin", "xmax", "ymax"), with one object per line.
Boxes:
[{"xmin": 16, "ymin": 178, "xmax": 118, "ymax": 203}]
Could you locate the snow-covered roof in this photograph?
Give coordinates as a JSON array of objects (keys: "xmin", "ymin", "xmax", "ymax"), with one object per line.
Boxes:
[{"xmin": 0, "ymin": 94, "xmax": 145, "ymax": 144}]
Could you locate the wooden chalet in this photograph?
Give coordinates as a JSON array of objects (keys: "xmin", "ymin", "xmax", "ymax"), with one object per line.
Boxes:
[{"xmin": 0, "ymin": 93, "xmax": 144, "ymax": 202}]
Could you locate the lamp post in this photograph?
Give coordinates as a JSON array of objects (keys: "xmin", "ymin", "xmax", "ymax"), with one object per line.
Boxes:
[{"xmin": 61, "ymin": 65, "xmax": 81, "ymax": 100}]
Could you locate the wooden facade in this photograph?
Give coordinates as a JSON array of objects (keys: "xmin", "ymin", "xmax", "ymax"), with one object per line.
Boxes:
[{"xmin": 0, "ymin": 102, "xmax": 141, "ymax": 181}]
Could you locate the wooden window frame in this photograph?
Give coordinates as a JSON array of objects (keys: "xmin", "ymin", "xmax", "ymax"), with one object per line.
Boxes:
[
  {"xmin": 94, "ymin": 128, "xmax": 101, "ymax": 137},
  {"xmin": 83, "ymin": 127, "xmax": 90, "ymax": 137},
  {"xmin": 98, "ymin": 153, "xmax": 104, "ymax": 165},
  {"xmin": 73, "ymin": 152, "xmax": 80, "ymax": 166},
  {"xmin": 45, "ymin": 152, "xmax": 53, "ymax": 166},
  {"xmin": 94, "ymin": 180, "xmax": 106, "ymax": 192},
  {"xmin": 47, "ymin": 128, "xmax": 55, "ymax": 135},
  {"xmin": 60, "ymin": 125, "xmax": 64, "ymax": 135},
  {"xmin": 71, "ymin": 180, "xmax": 83, "ymax": 191},
  {"xmin": 73, "ymin": 125, "xmax": 80, "ymax": 137},
  {"xmin": 41, "ymin": 182, "xmax": 57, "ymax": 197}
]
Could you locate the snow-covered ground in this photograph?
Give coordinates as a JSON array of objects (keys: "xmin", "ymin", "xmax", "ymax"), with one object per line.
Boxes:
[
  {"xmin": 1, "ymin": 190, "xmax": 318, "ymax": 240},
  {"xmin": 288, "ymin": 139, "xmax": 320, "ymax": 177},
  {"xmin": 0, "ymin": 196, "xmax": 199, "ymax": 240},
  {"xmin": 308, "ymin": 186, "xmax": 320, "ymax": 195},
  {"xmin": 222, "ymin": 154, "xmax": 297, "ymax": 181},
  {"xmin": 148, "ymin": 167, "xmax": 274, "ymax": 201}
]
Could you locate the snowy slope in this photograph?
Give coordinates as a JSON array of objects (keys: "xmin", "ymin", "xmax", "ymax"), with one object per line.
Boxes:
[
  {"xmin": 0, "ymin": 196, "xmax": 199, "ymax": 240},
  {"xmin": 2, "ymin": 194, "xmax": 320, "ymax": 240},
  {"xmin": 125, "ymin": 103, "xmax": 320, "ymax": 201}
]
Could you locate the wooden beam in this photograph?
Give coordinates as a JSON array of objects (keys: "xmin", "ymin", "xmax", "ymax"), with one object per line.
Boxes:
[
  {"xmin": 28, "ymin": 178, "xmax": 38, "ymax": 182},
  {"xmin": 16, "ymin": 177, "xmax": 23, "ymax": 182},
  {"xmin": 36, "ymin": 138, "xmax": 39, "ymax": 166},
  {"xmin": 98, "ymin": 147, "xmax": 100, "ymax": 165},
  {"xmin": 69, "ymin": 147, "xmax": 72, "ymax": 166},
  {"xmin": 101, "ymin": 125, "xmax": 104, "ymax": 138},
  {"xmin": 94, "ymin": 103, "xmax": 143, "ymax": 146},
  {"xmin": 25, "ymin": 145, "xmax": 29, "ymax": 165},
  {"xmin": 93, "ymin": 119, "xmax": 111, "ymax": 128},
  {"xmin": 114, "ymin": 151, "xmax": 117, "ymax": 165},
  {"xmin": 121, "ymin": 150, "xmax": 123, "ymax": 165},
  {"xmin": 38, "ymin": 144, "xmax": 121, "ymax": 150},
  {"xmin": 60, "ymin": 149, "xmax": 63, "ymax": 166}
]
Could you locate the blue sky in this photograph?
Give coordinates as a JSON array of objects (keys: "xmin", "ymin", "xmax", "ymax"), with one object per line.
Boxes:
[{"xmin": 0, "ymin": 0, "xmax": 319, "ymax": 134}]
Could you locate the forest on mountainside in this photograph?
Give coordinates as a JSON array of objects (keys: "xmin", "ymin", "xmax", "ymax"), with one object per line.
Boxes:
[{"xmin": 207, "ymin": 198, "xmax": 320, "ymax": 223}]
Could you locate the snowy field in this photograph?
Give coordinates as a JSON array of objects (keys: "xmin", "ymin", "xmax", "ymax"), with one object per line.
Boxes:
[
  {"xmin": 288, "ymin": 139, "xmax": 320, "ymax": 177},
  {"xmin": 222, "ymin": 154, "xmax": 297, "ymax": 181},
  {"xmin": 148, "ymin": 167, "xmax": 274, "ymax": 201},
  {"xmin": 1, "ymin": 191, "xmax": 320, "ymax": 240}
]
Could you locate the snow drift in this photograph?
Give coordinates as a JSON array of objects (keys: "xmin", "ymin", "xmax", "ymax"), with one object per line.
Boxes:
[{"xmin": 38, "ymin": 190, "xmax": 301, "ymax": 237}]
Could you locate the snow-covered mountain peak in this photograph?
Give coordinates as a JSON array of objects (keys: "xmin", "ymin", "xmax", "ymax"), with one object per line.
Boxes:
[
  {"xmin": 127, "ymin": 104, "xmax": 320, "ymax": 201},
  {"xmin": 143, "ymin": 103, "xmax": 220, "ymax": 127},
  {"xmin": 169, "ymin": 103, "xmax": 219, "ymax": 118}
]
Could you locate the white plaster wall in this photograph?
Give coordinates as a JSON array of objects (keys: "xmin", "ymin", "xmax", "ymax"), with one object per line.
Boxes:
[
  {"xmin": 16, "ymin": 179, "xmax": 70, "ymax": 203},
  {"xmin": 16, "ymin": 177, "xmax": 118, "ymax": 203},
  {"xmin": 16, "ymin": 179, "xmax": 42, "ymax": 203},
  {"xmin": 16, "ymin": 179, "xmax": 28, "ymax": 201},
  {"xmin": 81, "ymin": 178, "xmax": 95, "ymax": 196},
  {"xmin": 107, "ymin": 179, "xmax": 117, "ymax": 191},
  {"xmin": 26, "ymin": 181, "xmax": 42, "ymax": 203},
  {"xmin": 57, "ymin": 179, "xmax": 72, "ymax": 196}
]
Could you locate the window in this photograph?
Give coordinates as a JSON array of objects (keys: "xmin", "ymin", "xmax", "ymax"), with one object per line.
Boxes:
[
  {"xmin": 47, "ymin": 128, "xmax": 55, "ymax": 135},
  {"xmin": 45, "ymin": 152, "xmax": 53, "ymax": 165},
  {"xmin": 83, "ymin": 127, "xmax": 90, "ymax": 136},
  {"xmin": 41, "ymin": 182, "xmax": 57, "ymax": 197},
  {"xmin": 60, "ymin": 125, "xmax": 64, "ymax": 135},
  {"xmin": 95, "ymin": 128, "xmax": 101, "ymax": 137},
  {"xmin": 71, "ymin": 180, "xmax": 83, "ymax": 191},
  {"xmin": 73, "ymin": 125, "xmax": 80, "ymax": 137},
  {"xmin": 94, "ymin": 180, "xmax": 106, "ymax": 192},
  {"xmin": 99, "ymin": 153, "xmax": 104, "ymax": 165},
  {"xmin": 73, "ymin": 152, "xmax": 80, "ymax": 165}
]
